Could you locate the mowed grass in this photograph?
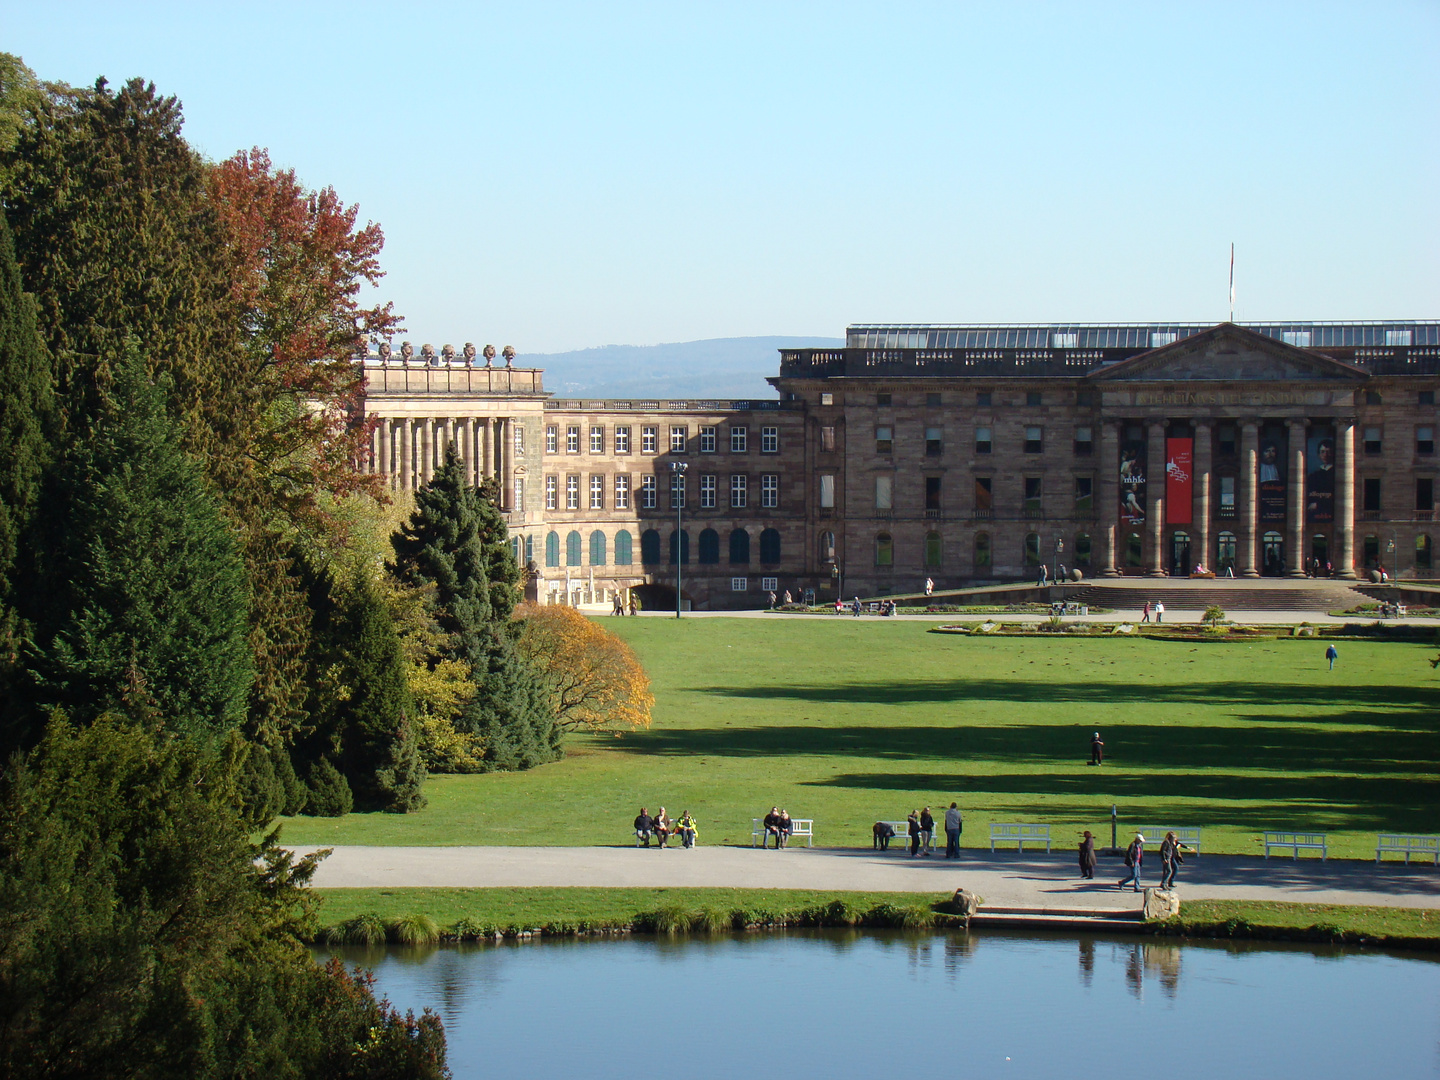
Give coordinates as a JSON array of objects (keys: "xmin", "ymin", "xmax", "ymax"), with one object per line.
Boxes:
[{"xmin": 278, "ymin": 619, "xmax": 1440, "ymax": 859}]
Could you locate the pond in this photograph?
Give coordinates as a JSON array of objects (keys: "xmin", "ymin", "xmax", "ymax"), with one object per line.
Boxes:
[{"xmin": 317, "ymin": 930, "xmax": 1440, "ymax": 1080}]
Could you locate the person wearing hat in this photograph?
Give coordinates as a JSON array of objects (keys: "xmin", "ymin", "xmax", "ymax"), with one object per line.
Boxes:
[
  {"xmin": 1117, "ymin": 833, "xmax": 1145, "ymax": 891},
  {"xmin": 1078, "ymin": 830, "xmax": 1098, "ymax": 880},
  {"xmin": 1090, "ymin": 731, "xmax": 1104, "ymax": 766}
]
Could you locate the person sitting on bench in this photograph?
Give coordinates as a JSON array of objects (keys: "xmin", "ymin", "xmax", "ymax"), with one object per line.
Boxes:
[
  {"xmin": 634, "ymin": 807, "xmax": 654, "ymax": 847},
  {"xmin": 763, "ymin": 807, "xmax": 783, "ymax": 849}
]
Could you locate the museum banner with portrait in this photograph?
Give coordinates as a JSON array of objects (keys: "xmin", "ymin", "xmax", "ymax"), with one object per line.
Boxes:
[
  {"xmin": 1165, "ymin": 438, "xmax": 1192, "ymax": 524},
  {"xmin": 1120, "ymin": 438, "xmax": 1147, "ymax": 525},
  {"xmin": 1306, "ymin": 432, "xmax": 1336, "ymax": 523},
  {"xmin": 1258, "ymin": 437, "xmax": 1287, "ymax": 523}
]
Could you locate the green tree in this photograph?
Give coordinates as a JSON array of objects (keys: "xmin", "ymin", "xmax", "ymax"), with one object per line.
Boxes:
[
  {"xmin": 389, "ymin": 449, "xmax": 559, "ymax": 771},
  {"xmin": 12, "ymin": 347, "xmax": 252, "ymax": 747}
]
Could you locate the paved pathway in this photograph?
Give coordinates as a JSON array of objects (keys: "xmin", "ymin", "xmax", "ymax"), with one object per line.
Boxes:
[{"xmin": 302, "ymin": 845, "xmax": 1440, "ymax": 910}]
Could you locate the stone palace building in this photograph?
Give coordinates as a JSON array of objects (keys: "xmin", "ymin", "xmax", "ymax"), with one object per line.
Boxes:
[{"xmin": 359, "ymin": 320, "xmax": 1440, "ymax": 609}]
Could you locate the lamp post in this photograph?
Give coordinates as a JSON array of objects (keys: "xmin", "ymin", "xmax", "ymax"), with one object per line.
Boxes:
[
  {"xmin": 1386, "ymin": 533, "xmax": 1396, "ymax": 583},
  {"xmin": 831, "ymin": 561, "xmax": 843, "ymax": 611},
  {"xmin": 1053, "ymin": 536, "xmax": 1065, "ymax": 609},
  {"xmin": 670, "ymin": 461, "xmax": 688, "ymax": 618}
]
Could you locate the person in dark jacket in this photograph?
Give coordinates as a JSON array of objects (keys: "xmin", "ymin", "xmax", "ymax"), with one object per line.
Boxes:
[
  {"xmin": 1079, "ymin": 830, "xmax": 1098, "ymax": 879},
  {"xmin": 1117, "ymin": 833, "xmax": 1145, "ymax": 891},
  {"xmin": 873, "ymin": 821, "xmax": 896, "ymax": 850},
  {"xmin": 1090, "ymin": 731, "xmax": 1104, "ymax": 765},
  {"xmin": 634, "ymin": 808, "xmax": 654, "ymax": 847},
  {"xmin": 653, "ymin": 807, "xmax": 672, "ymax": 849},
  {"xmin": 907, "ymin": 811, "xmax": 922, "ymax": 857},
  {"xmin": 918, "ymin": 807, "xmax": 935, "ymax": 856},
  {"xmin": 762, "ymin": 807, "xmax": 782, "ymax": 849},
  {"xmin": 777, "ymin": 809, "xmax": 793, "ymax": 849},
  {"xmin": 1160, "ymin": 831, "xmax": 1190, "ymax": 889}
]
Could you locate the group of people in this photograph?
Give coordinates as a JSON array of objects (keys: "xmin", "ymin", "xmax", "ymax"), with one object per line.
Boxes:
[
  {"xmin": 835, "ymin": 597, "xmax": 898, "ymax": 616},
  {"xmin": 633, "ymin": 806, "xmax": 698, "ymax": 849},
  {"xmin": 1081, "ymin": 830, "xmax": 1190, "ymax": 891},
  {"xmin": 610, "ymin": 592, "xmax": 639, "ymax": 615},
  {"xmin": 759, "ymin": 807, "xmax": 798, "ymax": 848},
  {"xmin": 871, "ymin": 804, "xmax": 965, "ymax": 858},
  {"xmin": 1139, "ymin": 600, "xmax": 1165, "ymax": 623}
]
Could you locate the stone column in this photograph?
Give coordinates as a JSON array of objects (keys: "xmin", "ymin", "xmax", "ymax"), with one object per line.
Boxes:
[
  {"xmin": 420, "ymin": 419, "xmax": 434, "ymax": 486},
  {"xmin": 377, "ymin": 417, "xmax": 391, "ymax": 485},
  {"xmin": 1099, "ymin": 420, "xmax": 1120, "ymax": 576},
  {"xmin": 461, "ymin": 417, "xmax": 474, "ymax": 485},
  {"xmin": 1286, "ymin": 419, "xmax": 1308, "ymax": 576},
  {"xmin": 1147, "ymin": 421, "xmax": 1167, "ymax": 576},
  {"xmin": 1239, "ymin": 420, "xmax": 1260, "ymax": 576},
  {"xmin": 481, "ymin": 417, "xmax": 493, "ymax": 480},
  {"xmin": 1335, "ymin": 418, "xmax": 1357, "ymax": 579},
  {"xmin": 1193, "ymin": 421, "xmax": 1212, "ymax": 574},
  {"xmin": 400, "ymin": 418, "xmax": 413, "ymax": 492},
  {"xmin": 501, "ymin": 417, "xmax": 515, "ymax": 509}
]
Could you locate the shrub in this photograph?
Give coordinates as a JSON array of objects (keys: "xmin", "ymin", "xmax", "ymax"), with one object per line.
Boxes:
[
  {"xmin": 388, "ymin": 913, "xmax": 440, "ymax": 946},
  {"xmin": 450, "ymin": 917, "xmax": 493, "ymax": 941},
  {"xmin": 304, "ymin": 757, "xmax": 353, "ymax": 817},
  {"xmin": 1202, "ymin": 605, "xmax": 1226, "ymax": 628},
  {"xmin": 328, "ymin": 913, "xmax": 387, "ymax": 946}
]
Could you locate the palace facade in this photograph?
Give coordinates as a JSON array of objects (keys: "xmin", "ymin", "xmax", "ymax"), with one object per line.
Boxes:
[{"xmin": 360, "ymin": 320, "xmax": 1440, "ymax": 608}]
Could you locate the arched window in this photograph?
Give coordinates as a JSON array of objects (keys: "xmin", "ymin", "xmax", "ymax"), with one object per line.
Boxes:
[
  {"xmin": 974, "ymin": 532, "xmax": 991, "ymax": 568},
  {"xmin": 698, "ymin": 528, "xmax": 720, "ymax": 564},
  {"xmin": 589, "ymin": 530, "xmax": 607, "ymax": 566},
  {"xmin": 1074, "ymin": 533, "xmax": 1091, "ymax": 567},
  {"xmin": 615, "ymin": 530, "xmax": 634, "ymax": 566},
  {"xmin": 566, "ymin": 530, "xmax": 582, "ymax": 566},
  {"xmin": 669, "ymin": 529, "xmax": 690, "ymax": 565},
  {"xmin": 1262, "ymin": 530, "xmax": 1284, "ymax": 575},
  {"xmin": 641, "ymin": 528, "xmax": 661, "ymax": 565},
  {"xmin": 818, "ymin": 530, "xmax": 836, "ymax": 564},
  {"xmin": 545, "ymin": 531, "xmax": 560, "ymax": 568},
  {"xmin": 1126, "ymin": 532, "xmax": 1143, "ymax": 567},
  {"xmin": 510, "ymin": 536, "xmax": 520, "ymax": 562},
  {"xmin": 760, "ymin": 528, "xmax": 781, "ymax": 564},
  {"xmin": 1217, "ymin": 530, "xmax": 1236, "ymax": 572},
  {"xmin": 1024, "ymin": 532, "xmax": 1040, "ymax": 566},
  {"xmin": 1418, "ymin": 534, "xmax": 1433, "ymax": 570},
  {"xmin": 729, "ymin": 528, "xmax": 750, "ymax": 565},
  {"xmin": 875, "ymin": 532, "xmax": 893, "ymax": 567},
  {"xmin": 924, "ymin": 531, "xmax": 943, "ymax": 568},
  {"xmin": 524, "ymin": 534, "xmax": 534, "ymax": 565}
]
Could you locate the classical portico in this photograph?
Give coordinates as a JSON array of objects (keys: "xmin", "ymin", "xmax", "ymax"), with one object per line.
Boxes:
[{"xmin": 1090, "ymin": 324, "xmax": 1366, "ymax": 579}]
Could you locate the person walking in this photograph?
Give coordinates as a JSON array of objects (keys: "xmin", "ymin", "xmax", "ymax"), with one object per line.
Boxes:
[
  {"xmin": 612, "ymin": 592, "xmax": 625, "ymax": 616},
  {"xmin": 678, "ymin": 810, "xmax": 698, "ymax": 849},
  {"xmin": 768, "ymin": 590, "xmax": 777, "ymax": 608},
  {"xmin": 1326, "ymin": 643, "xmax": 1339, "ymax": 671},
  {"xmin": 1079, "ymin": 830, "xmax": 1098, "ymax": 880},
  {"xmin": 919, "ymin": 807, "xmax": 935, "ymax": 856},
  {"xmin": 653, "ymin": 807, "xmax": 672, "ymax": 849},
  {"xmin": 1038, "ymin": 564, "xmax": 1048, "ymax": 587},
  {"xmin": 1159, "ymin": 831, "xmax": 1189, "ymax": 890},
  {"xmin": 628, "ymin": 592, "xmax": 639, "ymax": 615},
  {"xmin": 634, "ymin": 807, "xmax": 654, "ymax": 847},
  {"xmin": 783, "ymin": 589, "xmax": 793, "ymax": 605},
  {"xmin": 925, "ymin": 577, "xmax": 934, "ymax": 597},
  {"xmin": 1155, "ymin": 600, "xmax": 1165, "ymax": 624},
  {"xmin": 944, "ymin": 802, "xmax": 963, "ymax": 859},
  {"xmin": 1141, "ymin": 601, "xmax": 1151, "ymax": 623},
  {"xmin": 1090, "ymin": 731, "xmax": 1104, "ymax": 766},
  {"xmin": 907, "ymin": 810, "xmax": 921, "ymax": 857},
  {"xmin": 1117, "ymin": 833, "xmax": 1145, "ymax": 891}
]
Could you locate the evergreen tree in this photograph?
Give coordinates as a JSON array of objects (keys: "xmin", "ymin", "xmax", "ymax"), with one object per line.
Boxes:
[
  {"xmin": 0, "ymin": 209, "xmax": 54, "ymax": 662},
  {"xmin": 389, "ymin": 448, "xmax": 560, "ymax": 771},
  {"xmin": 11, "ymin": 346, "xmax": 252, "ymax": 748}
]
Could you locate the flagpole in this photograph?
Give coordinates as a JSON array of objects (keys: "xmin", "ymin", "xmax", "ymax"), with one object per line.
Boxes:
[{"xmin": 1229, "ymin": 242, "xmax": 1235, "ymax": 323}]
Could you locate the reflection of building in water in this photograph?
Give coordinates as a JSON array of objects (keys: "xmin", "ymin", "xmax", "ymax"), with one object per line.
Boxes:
[{"xmin": 1078, "ymin": 937, "xmax": 1095, "ymax": 988}]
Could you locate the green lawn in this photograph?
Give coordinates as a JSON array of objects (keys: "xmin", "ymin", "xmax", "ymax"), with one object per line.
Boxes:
[{"xmin": 279, "ymin": 619, "xmax": 1440, "ymax": 860}]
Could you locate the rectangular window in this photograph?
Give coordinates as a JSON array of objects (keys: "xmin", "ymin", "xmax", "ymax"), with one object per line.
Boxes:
[
  {"xmin": 590, "ymin": 474, "xmax": 604, "ymax": 509},
  {"xmin": 670, "ymin": 426, "xmax": 688, "ymax": 453},
  {"xmin": 975, "ymin": 426, "xmax": 992, "ymax": 454},
  {"xmin": 1421, "ymin": 390, "xmax": 1435, "ymax": 405},
  {"xmin": 1283, "ymin": 331, "xmax": 1312, "ymax": 347},
  {"xmin": 615, "ymin": 426, "xmax": 631, "ymax": 453},
  {"xmin": 1417, "ymin": 478, "xmax": 1434, "ymax": 512},
  {"xmin": 730, "ymin": 426, "xmax": 747, "ymax": 453},
  {"xmin": 514, "ymin": 425, "xmax": 524, "ymax": 455},
  {"xmin": 1365, "ymin": 390, "xmax": 1382, "ymax": 405},
  {"xmin": 1364, "ymin": 427, "xmax": 1382, "ymax": 454},
  {"xmin": 875, "ymin": 426, "xmax": 893, "ymax": 454},
  {"xmin": 762, "ymin": 426, "xmax": 779, "ymax": 453},
  {"xmin": 976, "ymin": 391, "xmax": 992, "ymax": 407},
  {"xmin": 875, "ymin": 475, "xmax": 893, "ymax": 510},
  {"xmin": 761, "ymin": 576, "xmax": 778, "ymax": 591},
  {"xmin": 974, "ymin": 477, "xmax": 993, "ymax": 512},
  {"xmin": 731, "ymin": 577, "xmax": 748, "ymax": 592},
  {"xmin": 1026, "ymin": 391, "xmax": 1042, "ymax": 407},
  {"xmin": 1419, "ymin": 426, "xmax": 1435, "ymax": 455},
  {"xmin": 1150, "ymin": 332, "xmax": 1176, "ymax": 348},
  {"xmin": 566, "ymin": 425, "xmax": 580, "ymax": 453},
  {"xmin": 565, "ymin": 474, "xmax": 579, "ymax": 510},
  {"xmin": 1363, "ymin": 478, "xmax": 1382, "ymax": 513},
  {"xmin": 926, "ymin": 392, "xmax": 942, "ymax": 407},
  {"xmin": 589, "ymin": 426, "xmax": 604, "ymax": 453},
  {"xmin": 1024, "ymin": 477, "xmax": 1042, "ymax": 516},
  {"xmin": 819, "ymin": 474, "xmax": 835, "ymax": 508},
  {"xmin": 1218, "ymin": 424, "xmax": 1237, "ymax": 456},
  {"xmin": 1074, "ymin": 426, "xmax": 1093, "ymax": 456},
  {"xmin": 1076, "ymin": 390, "xmax": 1094, "ymax": 406},
  {"xmin": 615, "ymin": 474, "xmax": 630, "ymax": 509},
  {"xmin": 545, "ymin": 426, "xmax": 558, "ymax": 454},
  {"xmin": 925, "ymin": 476, "xmax": 941, "ymax": 512},
  {"xmin": 700, "ymin": 473, "xmax": 717, "ymax": 508},
  {"xmin": 640, "ymin": 475, "xmax": 657, "ymax": 509},
  {"xmin": 1387, "ymin": 330, "xmax": 1413, "ymax": 346},
  {"xmin": 1219, "ymin": 475, "xmax": 1236, "ymax": 516},
  {"xmin": 1052, "ymin": 332, "xmax": 1078, "ymax": 349},
  {"xmin": 699, "ymin": 426, "xmax": 717, "ymax": 453},
  {"xmin": 820, "ymin": 392, "xmax": 834, "ymax": 406},
  {"xmin": 761, "ymin": 473, "xmax": 779, "ymax": 508},
  {"xmin": 821, "ymin": 426, "xmax": 836, "ymax": 452},
  {"xmin": 642, "ymin": 426, "xmax": 657, "ymax": 454},
  {"xmin": 876, "ymin": 392, "xmax": 892, "ymax": 406},
  {"xmin": 545, "ymin": 475, "xmax": 557, "ymax": 510},
  {"xmin": 671, "ymin": 472, "xmax": 686, "ymax": 509},
  {"xmin": 514, "ymin": 476, "xmax": 523, "ymax": 507},
  {"xmin": 925, "ymin": 427, "xmax": 943, "ymax": 456},
  {"xmin": 1024, "ymin": 426, "xmax": 1044, "ymax": 454},
  {"xmin": 730, "ymin": 474, "xmax": 747, "ymax": 509},
  {"xmin": 1074, "ymin": 476, "xmax": 1093, "ymax": 515}
]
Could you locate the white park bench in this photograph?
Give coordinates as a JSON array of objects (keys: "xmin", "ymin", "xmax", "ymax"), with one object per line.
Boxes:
[
  {"xmin": 1135, "ymin": 826, "xmax": 1202, "ymax": 857},
  {"xmin": 876, "ymin": 820, "xmax": 936, "ymax": 852},
  {"xmin": 1264, "ymin": 831, "xmax": 1328, "ymax": 860},
  {"xmin": 751, "ymin": 817, "xmax": 814, "ymax": 847},
  {"xmin": 1375, "ymin": 834, "xmax": 1440, "ymax": 865},
  {"xmin": 990, "ymin": 823, "xmax": 1051, "ymax": 853}
]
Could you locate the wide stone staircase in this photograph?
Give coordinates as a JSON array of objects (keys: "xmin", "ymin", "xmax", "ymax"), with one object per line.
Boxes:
[{"xmin": 1063, "ymin": 579, "xmax": 1372, "ymax": 613}]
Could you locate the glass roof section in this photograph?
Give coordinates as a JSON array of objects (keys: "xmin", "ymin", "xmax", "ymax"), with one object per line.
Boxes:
[{"xmin": 844, "ymin": 322, "xmax": 1440, "ymax": 350}]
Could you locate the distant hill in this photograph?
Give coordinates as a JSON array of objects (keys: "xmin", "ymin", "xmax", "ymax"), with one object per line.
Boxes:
[{"xmin": 524, "ymin": 336, "xmax": 843, "ymax": 400}]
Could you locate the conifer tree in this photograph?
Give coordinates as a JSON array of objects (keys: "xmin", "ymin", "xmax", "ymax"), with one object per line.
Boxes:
[
  {"xmin": 389, "ymin": 448, "xmax": 560, "ymax": 771},
  {"xmin": 11, "ymin": 346, "xmax": 252, "ymax": 747}
]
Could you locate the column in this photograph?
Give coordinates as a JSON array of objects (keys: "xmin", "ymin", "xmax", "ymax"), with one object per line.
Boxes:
[
  {"xmin": 1238, "ymin": 420, "xmax": 1259, "ymax": 576},
  {"xmin": 461, "ymin": 417, "xmax": 474, "ymax": 485},
  {"xmin": 1335, "ymin": 418, "xmax": 1357, "ymax": 579},
  {"xmin": 1147, "ymin": 421, "xmax": 1166, "ymax": 576},
  {"xmin": 501, "ymin": 417, "xmax": 514, "ymax": 509},
  {"xmin": 377, "ymin": 417, "xmax": 391, "ymax": 486},
  {"xmin": 1193, "ymin": 421, "xmax": 1212, "ymax": 574},
  {"xmin": 369, "ymin": 425, "xmax": 379, "ymax": 475},
  {"xmin": 1286, "ymin": 419, "xmax": 1308, "ymax": 576},
  {"xmin": 420, "ymin": 418, "xmax": 434, "ymax": 486},
  {"xmin": 481, "ymin": 417, "xmax": 493, "ymax": 480},
  {"xmin": 1099, "ymin": 421, "xmax": 1120, "ymax": 576},
  {"xmin": 400, "ymin": 418, "xmax": 413, "ymax": 492}
]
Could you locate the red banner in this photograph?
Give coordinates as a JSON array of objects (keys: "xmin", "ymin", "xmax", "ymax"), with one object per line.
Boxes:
[{"xmin": 1165, "ymin": 438, "xmax": 1193, "ymax": 524}]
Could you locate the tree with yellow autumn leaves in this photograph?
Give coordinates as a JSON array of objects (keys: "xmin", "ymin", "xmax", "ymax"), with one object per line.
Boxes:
[{"xmin": 514, "ymin": 604, "xmax": 654, "ymax": 733}]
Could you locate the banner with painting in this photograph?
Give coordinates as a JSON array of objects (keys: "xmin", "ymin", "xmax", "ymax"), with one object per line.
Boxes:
[
  {"xmin": 1120, "ymin": 439, "xmax": 1146, "ymax": 524},
  {"xmin": 1306, "ymin": 433, "xmax": 1336, "ymax": 522},
  {"xmin": 1258, "ymin": 437, "xmax": 1287, "ymax": 523},
  {"xmin": 1165, "ymin": 438, "xmax": 1193, "ymax": 524}
]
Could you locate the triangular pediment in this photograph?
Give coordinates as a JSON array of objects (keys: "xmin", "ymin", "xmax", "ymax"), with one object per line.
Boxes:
[{"xmin": 1089, "ymin": 323, "xmax": 1368, "ymax": 383}]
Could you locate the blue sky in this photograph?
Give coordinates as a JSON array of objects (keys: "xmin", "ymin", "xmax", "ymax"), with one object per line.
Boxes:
[{"xmin": 7, "ymin": 2, "xmax": 1438, "ymax": 353}]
